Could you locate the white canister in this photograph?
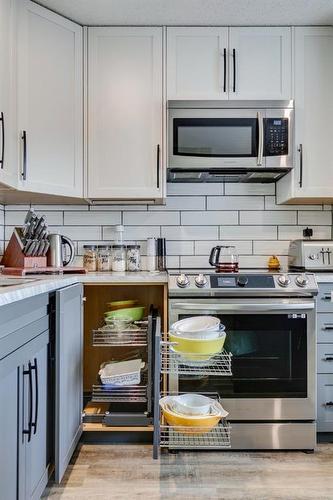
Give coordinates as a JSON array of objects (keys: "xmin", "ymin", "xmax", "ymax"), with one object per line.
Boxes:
[
  {"xmin": 146, "ymin": 238, "xmax": 156, "ymax": 272},
  {"xmin": 111, "ymin": 244, "xmax": 126, "ymax": 272},
  {"xmin": 126, "ymin": 245, "xmax": 141, "ymax": 272}
]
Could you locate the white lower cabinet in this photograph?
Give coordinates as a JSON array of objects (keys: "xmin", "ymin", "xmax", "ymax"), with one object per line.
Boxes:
[
  {"xmin": 17, "ymin": 1, "xmax": 83, "ymax": 198},
  {"xmin": 87, "ymin": 27, "xmax": 165, "ymax": 202},
  {"xmin": 277, "ymin": 27, "xmax": 333, "ymax": 203}
]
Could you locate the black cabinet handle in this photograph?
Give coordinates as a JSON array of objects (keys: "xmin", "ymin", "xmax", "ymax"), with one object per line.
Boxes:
[
  {"xmin": 223, "ymin": 48, "xmax": 227, "ymax": 92},
  {"xmin": 298, "ymin": 144, "xmax": 303, "ymax": 188},
  {"xmin": 232, "ymin": 48, "xmax": 236, "ymax": 92},
  {"xmin": 0, "ymin": 112, "xmax": 4, "ymax": 169},
  {"xmin": 23, "ymin": 362, "xmax": 33, "ymax": 442},
  {"xmin": 323, "ymin": 324, "xmax": 333, "ymax": 330},
  {"xmin": 325, "ymin": 401, "xmax": 333, "ymax": 406},
  {"xmin": 323, "ymin": 293, "xmax": 331, "ymax": 300},
  {"xmin": 31, "ymin": 358, "xmax": 38, "ymax": 435},
  {"xmin": 324, "ymin": 357, "xmax": 333, "ymax": 361},
  {"xmin": 156, "ymin": 144, "xmax": 160, "ymax": 189},
  {"xmin": 21, "ymin": 130, "xmax": 27, "ymax": 180}
]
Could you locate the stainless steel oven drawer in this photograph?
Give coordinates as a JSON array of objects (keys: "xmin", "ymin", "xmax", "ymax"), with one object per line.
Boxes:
[
  {"xmin": 317, "ymin": 343, "xmax": 333, "ymax": 373},
  {"xmin": 317, "ymin": 313, "xmax": 333, "ymax": 343},
  {"xmin": 317, "ymin": 374, "xmax": 333, "ymax": 432},
  {"xmin": 317, "ymin": 284, "xmax": 333, "ymax": 312}
]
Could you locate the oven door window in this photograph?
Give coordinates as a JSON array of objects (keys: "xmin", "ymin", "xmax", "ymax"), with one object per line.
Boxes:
[
  {"xmin": 173, "ymin": 118, "xmax": 258, "ymax": 158},
  {"xmin": 178, "ymin": 314, "xmax": 307, "ymax": 398}
]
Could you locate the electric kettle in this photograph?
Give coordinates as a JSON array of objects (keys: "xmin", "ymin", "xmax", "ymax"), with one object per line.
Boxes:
[
  {"xmin": 47, "ymin": 233, "xmax": 75, "ymax": 267},
  {"xmin": 209, "ymin": 245, "xmax": 239, "ymax": 272}
]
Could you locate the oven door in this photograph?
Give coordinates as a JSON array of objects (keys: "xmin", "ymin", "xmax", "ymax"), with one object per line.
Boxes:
[
  {"xmin": 169, "ymin": 108, "xmax": 265, "ymax": 168},
  {"xmin": 169, "ymin": 298, "xmax": 316, "ymax": 421}
]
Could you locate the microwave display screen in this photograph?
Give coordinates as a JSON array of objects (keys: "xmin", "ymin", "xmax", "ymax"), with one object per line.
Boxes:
[{"xmin": 173, "ymin": 118, "xmax": 258, "ymax": 158}]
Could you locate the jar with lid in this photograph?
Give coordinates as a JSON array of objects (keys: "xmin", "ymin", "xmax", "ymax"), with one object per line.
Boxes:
[
  {"xmin": 97, "ymin": 245, "xmax": 111, "ymax": 271},
  {"xmin": 111, "ymin": 244, "xmax": 126, "ymax": 272},
  {"xmin": 126, "ymin": 244, "xmax": 141, "ymax": 272},
  {"xmin": 83, "ymin": 245, "xmax": 97, "ymax": 272}
]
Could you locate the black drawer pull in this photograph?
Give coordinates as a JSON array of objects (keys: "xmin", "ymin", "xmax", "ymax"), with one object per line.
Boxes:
[
  {"xmin": 325, "ymin": 401, "xmax": 333, "ymax": 406},
  {"xmin": 324, "ymin": 357, "xmax": 333, "ymax": 361},
  {"xmin": 23, "ymin": 362, "xmax": 33, "ymax": 442},
  {"xmin": 323, "ymin": 324, "xmax": 333, "ymax": 330},
  {"xmin": 322, "ymin": 293, "xmax": 332, "ymax": 300}
]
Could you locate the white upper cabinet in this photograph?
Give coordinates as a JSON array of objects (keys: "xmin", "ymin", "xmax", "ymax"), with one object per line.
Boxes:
[
  {"xmin": 87, "ymin": 27, "xmax": 164, "ymax": 201},
  {"xmin": 17, "ymin": 1, "xmax": 83, "ymax": 197},
  {"xmin": 167, "ymin": 27, "xmax": 228, "ymax": 100},
  {"xmin": 167, "ymin": 27, "xmax": 292, "ymax": 101},
  {"xmin": 277, "ymin": 27, "xmax": 333, "ymax": 203},
  {"xmin": 0, "ymin": 0, "xmax": 18, "ymax": 188},
  {"xmin": 229, "ymin": 27, "xmax": 292, "ymax": 100}
]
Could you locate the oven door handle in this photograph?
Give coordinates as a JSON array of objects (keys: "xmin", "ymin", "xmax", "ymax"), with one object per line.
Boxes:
[{"xmin": 171, "ymin": 302, "xmax": 314, "ymax": 312}]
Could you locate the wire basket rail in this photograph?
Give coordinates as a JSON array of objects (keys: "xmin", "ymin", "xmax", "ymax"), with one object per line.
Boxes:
[
  {"xmin": 161, "ymin": 344, "xmax": 232, "ymax": 376},
  {"xmin": 160, "ymin": 421, "xmax": 231, "ymax": 449}
]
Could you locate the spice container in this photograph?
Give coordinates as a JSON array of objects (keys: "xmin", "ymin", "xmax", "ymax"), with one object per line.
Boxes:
[
  {"xmin": 97, "ymin": 245, "xmax": 111, "ymax": 271},
  {"xmin": 83, "ymin": 245, "xmax": 97, "ymax": 272},
  {"xmin": 126, "ymin": 244, "xmax": 141, "ymax": 272},
  {"xmin": 111, "ymin": 244, "xmax": 126, "ymax": 272}
]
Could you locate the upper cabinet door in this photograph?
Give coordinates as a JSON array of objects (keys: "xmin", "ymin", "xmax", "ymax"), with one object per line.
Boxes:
[
  {"xmin": 87, "ymin": 27, "xmax": 164, "ymax": 201},
  {"xmin": 167, "ymin": 27, "xmax": 228, "ymax": 100},
  {"xmin": 228, "ymin": 27, "xmax": 292, "ymax": 100},
  {"xmin": 0, "ymin": 0, "xmax": 18, "ymax": 188},
  {"xmin": 277, "ymin": 27, "xmax": 333, "ymax": 203},
  {"xmin": 17, "ymin": 1, "xmax": 83, "ymax": 197}
]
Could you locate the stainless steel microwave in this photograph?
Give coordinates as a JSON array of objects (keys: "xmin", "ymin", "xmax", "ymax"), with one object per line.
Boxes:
[{"xmin": 168, "ymin": 100, "xmax": 294, "ymax": 182}]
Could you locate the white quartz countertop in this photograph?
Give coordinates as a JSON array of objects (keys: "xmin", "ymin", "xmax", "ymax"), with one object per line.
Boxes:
[{"xmin": 0, "ymin": 271, "xmax": 168, "ymax": 307}]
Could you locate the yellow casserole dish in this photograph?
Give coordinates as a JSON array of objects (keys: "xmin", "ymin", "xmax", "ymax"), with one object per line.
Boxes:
[
  {"xmin": 169, "ymin": 331, "xmax": 226, "ymax": 360},
  {"xmin": 159, "ymin": 396, "xmax": 228, "ymax": 434}
]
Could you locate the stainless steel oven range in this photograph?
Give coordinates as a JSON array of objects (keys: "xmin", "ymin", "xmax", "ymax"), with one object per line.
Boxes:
[{"xmin": 168, "ymin": 270, "xmax": 318, "ymax": 450}]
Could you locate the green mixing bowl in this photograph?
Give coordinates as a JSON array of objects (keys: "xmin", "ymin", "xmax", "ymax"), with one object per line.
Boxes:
[{"xmin": 104, "ymin": 306, "xmax": 145, "ymax": 322}]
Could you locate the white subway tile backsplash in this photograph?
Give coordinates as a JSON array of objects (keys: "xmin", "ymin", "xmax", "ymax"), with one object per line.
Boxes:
[
  {"xmin": 195, "ymin": 240, "xmax": 252, "ymax": 255},
  {"xmin": 240, "ymin": 211, "xmax": 297, "ymax": 225},
  {"xmin": 167, "ymin": 183, "xmax": 223, "ymax": 195},
  {"xmin": 149, "ymin": 196, "xmax": 205, "ymax": 211},
  {"xmin": 123, "ymin": 211, "xmax": 180, "ymax": 226},
  {"xmin": 207, "ymin": 196, "xmax": 264, "ymax": 210},
  {"xmin": 278, "ymin": 225, "xmax": 332, "ymax": 240},
  {"xmin": 225, "ymin": 184, "xmax": 275, "ymax": 195},
  {"xmin": 64, "ymin": 211, "xmax": 121, "ymax": 226},
  {"xmin": 221, "ymin": 226, "xmax": 277, "ymax": 240},
  {"xmin": 297, "ymin": 211, "xmax": 332, "ymax": 226},
  {"xmin": 265, "ymin": 196, "xmax": 322, "ymax": 211},
  {"xmin": 162, "ymin": 226, "xmax": 218, "ymax": 240},
  {"xmin": 253, "ymin": 240, "xmax": 290, "ymax": 255},
  {"xmin": 104, "ymin": 226, "xmax": 161, "ymax": 240},
  {"xmin": 166, "ymin": 241, "xmax": 194, "ymax": 255},
  {"xmin": 1, "ymin": 183, "xmax": 332, "ymax": 267},
  {"xmin": 181, "ymin": 211, "xmax": 238, "ymax": 225}
]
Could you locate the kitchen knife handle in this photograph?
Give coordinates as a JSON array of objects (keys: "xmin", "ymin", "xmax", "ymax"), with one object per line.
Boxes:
[
  {"xmin": 21, "ymin": 130, "xmax": 27, "ymax": 180},
  {"xmin": 156, "ymin": 144, "xmax": 160, "ymax": 189},
  {"xmin": 232, "ymin": 48, "xmax": 236, "ymax": 92},
  {"xmin": 298, "ymin": 144, "xmax": 303, "ymax": 188},
  {"xmin": 0, "ymin": 112, "xmax": 4, "ymax": 169}
]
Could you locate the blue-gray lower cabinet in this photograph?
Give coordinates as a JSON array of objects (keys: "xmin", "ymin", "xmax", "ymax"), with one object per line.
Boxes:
[
  {"xmin": 55, "ymin": 283, "xmax": 83, "ymax": 483},
  {"xmin": 0, "ymin": 327, "xmax": 49, "ymax": 500}
]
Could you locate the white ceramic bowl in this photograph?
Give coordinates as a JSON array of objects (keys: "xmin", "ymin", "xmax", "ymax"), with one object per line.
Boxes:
[
  {"xmin": 171, "ymin": 316, "xmax": 220, "ymax": 334},
  {"xmin": 170, "ymin": 394, "xmax": 215, "ymax": 416},
  {"xmin": 170, "ymin": 324, "xmax": 225, "ymax": 340}
]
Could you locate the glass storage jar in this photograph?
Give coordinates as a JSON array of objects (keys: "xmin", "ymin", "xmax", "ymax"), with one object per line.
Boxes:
[
  {"xmin": 97, "ymin": 245, "xmax": 111, "ymax": 271},
  {"xmin": 126, "ymin": 244, "xmax": 141, "ymax": 272},
  {"xmin": 83, "ymin": 245, "xmax": 97, "ymax": 272},
  {"xmin": 111, "ymin": 244, "xmax": 126, "ymax": 272}
]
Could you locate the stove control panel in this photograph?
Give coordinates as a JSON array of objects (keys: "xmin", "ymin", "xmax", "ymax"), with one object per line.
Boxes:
[{"xmin": 169, "ymin": 271, "xmax": 317, "ymax": 293}]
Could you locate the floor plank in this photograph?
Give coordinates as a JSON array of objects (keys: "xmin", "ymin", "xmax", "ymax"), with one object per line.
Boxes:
[{"xmin": 44, "ymin": 443, "xmax": 333, "ymax": 500}]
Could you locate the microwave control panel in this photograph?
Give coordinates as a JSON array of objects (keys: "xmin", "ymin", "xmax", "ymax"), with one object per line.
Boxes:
[{"xmin": 263, "ymin": 118, "xmax": 289, "ymax": 156}]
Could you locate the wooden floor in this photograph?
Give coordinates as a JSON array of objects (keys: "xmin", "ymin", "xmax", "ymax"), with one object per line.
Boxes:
[{"xmin": 44, "ymin": 443, "xmax": 333, "ymax": 500}]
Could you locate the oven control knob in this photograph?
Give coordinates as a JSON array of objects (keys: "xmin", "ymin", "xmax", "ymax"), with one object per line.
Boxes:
[
  {"xmin": 295, "ymin": 274, "xmax": 309, "ymax": 287},
  {"xmin": 309, "ymin": 253, "xmax": 318, "ymax": 260},
  {"xmin": 237, "ymin": 275, "xmax": 248, "ymax": 287},
  {"xmin": 176, "ymin": 273, "xmax": 190, "ymax": 288},
  {"xmin": 277, "ymin": 274, "xmax": 291, "ymax": 287},
  {"xmin": 195, "ymin": 274, "xmax": 208, "ymax": 288}
]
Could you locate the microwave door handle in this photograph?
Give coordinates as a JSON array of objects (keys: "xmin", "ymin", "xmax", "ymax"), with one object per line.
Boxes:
[{"xmin": 257, "ymin": 112, "xmax": 264, "ymax": 166}]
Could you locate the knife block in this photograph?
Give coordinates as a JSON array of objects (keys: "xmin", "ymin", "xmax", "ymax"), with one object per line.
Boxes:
[{"xmin": 1, "ymin": 228, "xmax": 47, "ymax": 269}]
